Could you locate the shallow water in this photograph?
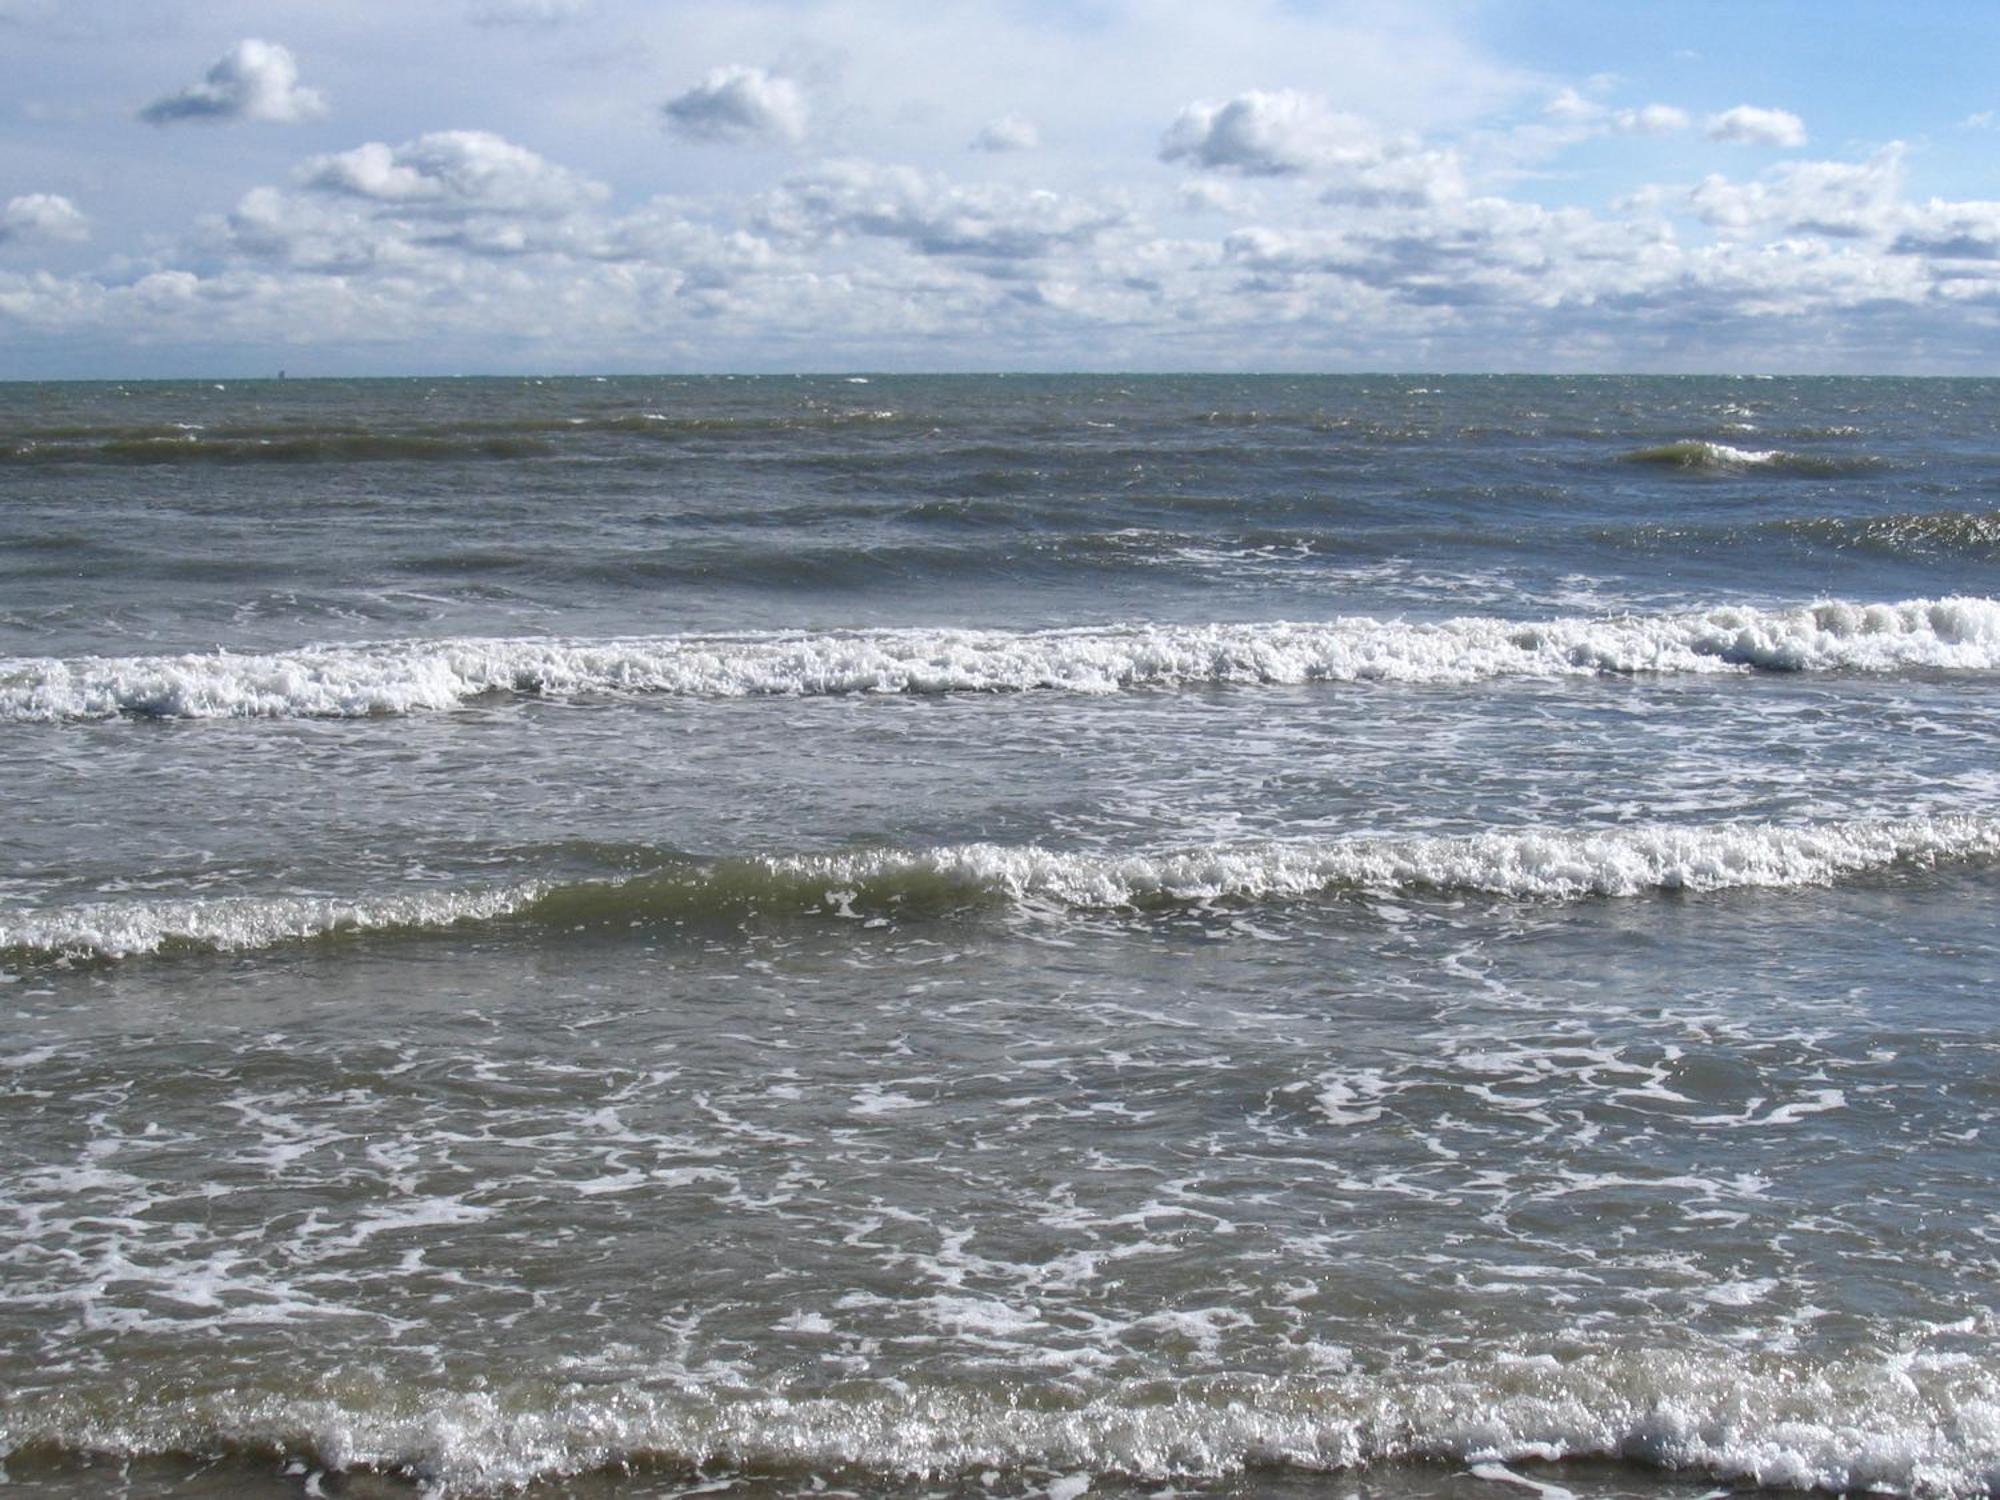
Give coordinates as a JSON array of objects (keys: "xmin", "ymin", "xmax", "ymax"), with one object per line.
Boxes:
[{"xmin": 2, "ymin": 375, "xmax": 1997, "ymax": 1497}]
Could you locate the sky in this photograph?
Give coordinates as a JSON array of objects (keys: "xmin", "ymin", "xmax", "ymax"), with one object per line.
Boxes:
[{"xmin": 1, "ymin": 0, "xmax": 1996, "ymax": 377}]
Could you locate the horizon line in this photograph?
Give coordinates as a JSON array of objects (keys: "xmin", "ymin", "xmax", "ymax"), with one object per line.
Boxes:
[{"xmin": 4, "ymin": 369, "xmax": 1997, "ymax": 386}]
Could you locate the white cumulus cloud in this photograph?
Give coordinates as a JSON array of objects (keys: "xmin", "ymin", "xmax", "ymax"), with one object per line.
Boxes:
[
  {"xmin": 7, "ymin": 11, "xmax": 1999, "ymax": 378},
  {"xmin": 1705, "ymin": 105, "xmax": 1807, "ymax": 148},
  {"xmin": 972, "ymin": 115, "xmax": 1039, "ymax": 153},
  {"xmin": 216, "ymin": 135, "xmax": 771, "ymax": 283},
  {"xmin": 1542, "ymin": 88, "xmax": 1601, "ymax": 125},
  {"xmin": 1543, "ymin": 90, "xmax": 1687, "ymax": 136},
  {"xmin": 301, "ymin": 131, "xmax": 609, "ymax": 217},
  {"xmin": 1160, "ymin": 89, "xmax": 1392, "ymax": 177},
  {"xmin": 662, "ymin": 65, "xmax": 808, "ymax": 146},
  {"xmin": 1689, "ymin": 146, "xmax": 1904, "ymax": 239},
  {"xmin": 139, "ymin": 39, "xmax": 326, "ymax": 126},
  {"xmin": 1158, "ymin": 88, "xmax": 1460, "ymax": 207},
  {"xmin": 1620, "ymin": 103, "xmax": 1690, "ymax": 135},
  {"xmin": 1891, "ymin": 199, "xmax": 2000, "ymax": 261},
  {"xmin": 0, "ymin": 193, "xmax": 88, "ymax": 245},
  {"xmin": 758, "ymin": 161, "xmax": 1123, "ymax": 265}
]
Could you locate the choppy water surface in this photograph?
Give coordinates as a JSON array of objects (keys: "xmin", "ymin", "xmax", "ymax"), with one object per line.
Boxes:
[{"xmin": 2, "ymin": 376, "xmax": 1998, "ymax": 1499}]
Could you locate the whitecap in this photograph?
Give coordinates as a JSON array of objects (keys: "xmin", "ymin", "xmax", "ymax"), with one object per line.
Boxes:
[{"xmin": 5, "ymin": 597, "xmax": 1998, "ymax": 722}]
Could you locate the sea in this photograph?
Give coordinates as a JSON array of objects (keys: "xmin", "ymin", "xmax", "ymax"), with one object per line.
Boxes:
[{"xmin": 1, "ymin": 374, "xmax": 1997, "ymax": 1499}]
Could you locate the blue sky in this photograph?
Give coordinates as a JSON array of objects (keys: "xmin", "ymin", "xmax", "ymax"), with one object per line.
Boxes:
[{"xmin": 0, "ymin": 0, "xmax": 1995, "ymax": 376}]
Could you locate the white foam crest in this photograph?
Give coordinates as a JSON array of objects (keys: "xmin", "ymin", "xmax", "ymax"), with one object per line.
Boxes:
[
  {"xmin": 6, "ymin": 597, "xmax": 1999, "ymax": 720},
  {"xmin": 799, "ymin": 813, "xmax": 2000, "ymax": 906},
  {"xmin": 8, "ymin": 1349, "xmax": 1998, "ymax": 1495},
  {"xmin": 0, "ymin": 884, "xmax": 537, "ymax": 961},
  {"xmin": 1625, "ymin": 439, "xmax": 1833, "ymax": 470},
  {"xmin": 1696, "ymin": 440, "xmax": 1783, "ymax": 465},
  {"xmin": 5, "ymin": 815, "xmax": 1994, "ymax": 963}
]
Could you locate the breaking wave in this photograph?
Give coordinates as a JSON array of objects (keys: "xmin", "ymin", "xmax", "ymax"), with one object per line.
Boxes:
[
  {"xmin": 7, "ymin": 815, "xmax": 1994, "ymax": 963},
  {"xmin": 4, "ymin": 1347, "xmax": 1998, "ymax": 1495},
  {"xmin": 6, "ymin": 597, "xmax": 1998, "ymax": 722},
  {"xmin": 1620, "ymin": 440, "xmax": 1881, "ymax": 475},
  {"xmin": 0, "ymin": 885, "xmax": 535, "ymax": 964}
]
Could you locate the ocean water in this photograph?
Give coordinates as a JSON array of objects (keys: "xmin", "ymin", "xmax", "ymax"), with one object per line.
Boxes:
[{"xmin": 2, "ymin": 374, "xmax": 1998, "ymax": 1499}]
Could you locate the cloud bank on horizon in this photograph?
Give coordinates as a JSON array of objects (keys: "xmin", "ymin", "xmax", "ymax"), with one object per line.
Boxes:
[{"xmin": 0, "ymin": 0, "xmax": 1995, "ymax": 376}]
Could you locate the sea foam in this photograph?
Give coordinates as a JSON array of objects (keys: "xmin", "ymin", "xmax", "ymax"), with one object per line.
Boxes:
[
  {"xmin": 0, "ymin": 886, "xmax": 536, "ymax": 962},
  {"xmin": 5, "ymin": 597, "xmax": 1998, "ymax": 721},
  {"xmin": 3, "ymin": 1347, "xmax": 1996, "ymax": 1495}
]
